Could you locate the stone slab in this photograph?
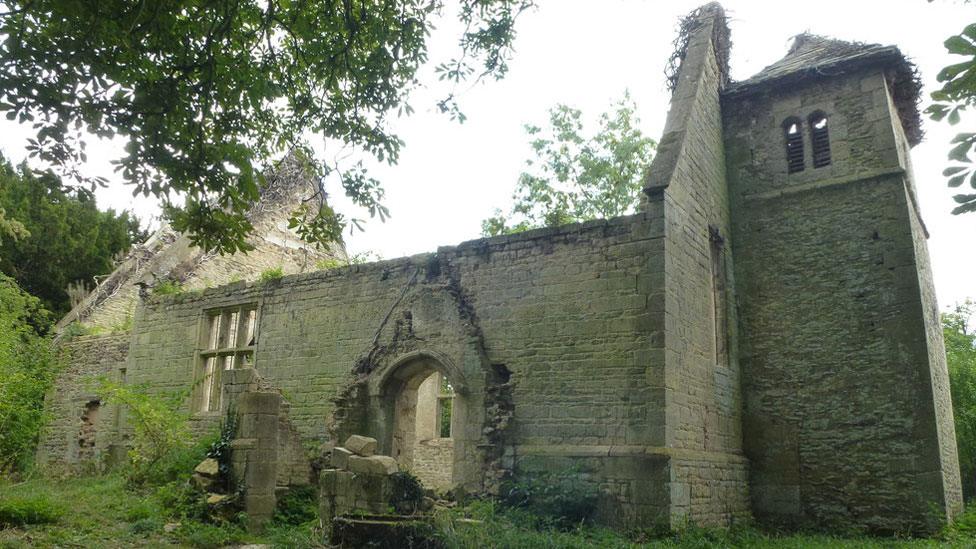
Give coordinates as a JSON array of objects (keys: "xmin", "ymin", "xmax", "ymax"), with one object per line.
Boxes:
[{"xmin": 344, "ymin": 435, "xmax": 378, "ymax": 457}]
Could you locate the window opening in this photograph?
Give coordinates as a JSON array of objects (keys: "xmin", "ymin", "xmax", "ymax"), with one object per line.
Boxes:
[
  {"xmin": 197, "ymin": 304, "xmax": 257, "ymax": 412},
  {"xmin": 784, "ymin": 117, "xmax": 805, "ymax": 174},
  {"xmin": 437, "ymin": 377, "xmax": 455, "ymax": 438},
  {"xmin": 114, "ymin": 368, "xmax": 126, "ymax": 430},
  {"xmin": 709, "ymin": 225, "xmax": 729, "ymax": 367},
  {"xmin": 809, "ymin": 111, "xmax": 831, "ymax": 168}
]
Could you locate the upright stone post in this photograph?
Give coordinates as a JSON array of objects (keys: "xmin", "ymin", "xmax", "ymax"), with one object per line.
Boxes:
[{"xmin": 234, "ymin": 391, "xmax": 281, "ymax": 532}]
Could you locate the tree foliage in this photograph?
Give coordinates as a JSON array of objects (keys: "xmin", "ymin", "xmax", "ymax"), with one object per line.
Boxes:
[
  {"xmin": 482, "ymin": 93, "xmax": 655, "ymax": 237},
  {"xmin": 0, "ymin": 157, "xmax": 144, "ymax": 316},
  {"xmin": 944, "ymin": 301, "xmax": 976, "ymax": 500},
  {"xmin": 0, "ymin": 0, "xmax": 533, "ymax": 254},
  {"xmin": 928, "ymin": 21, "xmax": 976, "ymax": 214},
  {"xmin": 0, "ymin": 274, "xmax": 59, "ymax": 474}
]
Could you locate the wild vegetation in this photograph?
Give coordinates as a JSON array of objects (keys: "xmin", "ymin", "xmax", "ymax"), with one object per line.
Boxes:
[
  {"xmin": 0, "ymin": 156, "xmax": 144, "ymax": 316},
  {"xmin": 0, "ymin": 274, "xmax": 59, "ymax": 473},
  {"xmin": 0, "ymin": 0, "xmax": 534, "ymax": 253},
  {"xmin": 945, "ymin": 301, "xmax": 976, "ymax": 499},
  {"xmin": 482, "ymin": 93, "xmax": 656, "ymax": 236},
  {"xmin": 929, "ymin": 19, "xmax": 976, "ymax": 214},
  {"xmin": 4, "ymin": 471, "xmax": 976, "ymax": 548}
]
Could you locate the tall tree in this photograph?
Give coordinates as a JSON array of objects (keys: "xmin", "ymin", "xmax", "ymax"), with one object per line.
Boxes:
[
  {"xmin": 0, "ymin": 158, "xmax": 144, "ymax": 316},
  {"xmin": 0, "ymin": 0, "xmax": 533, "ymax": 254},
  {"xmin": 482, "ymin": 93, "xmax": 655, "ymax": 236},
  {"xmin": 944, "ymin": 301, "xmax": 976, "ymax": 500},
  {"xmin": 928, "ymin": 20, "xmax": 976, "ymax": 213}
]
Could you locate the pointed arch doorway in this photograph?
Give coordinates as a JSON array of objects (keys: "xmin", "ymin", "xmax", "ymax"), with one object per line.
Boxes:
[{"xmin": 376, "ymin": 351, "xmax": 467, "ymax": 492}]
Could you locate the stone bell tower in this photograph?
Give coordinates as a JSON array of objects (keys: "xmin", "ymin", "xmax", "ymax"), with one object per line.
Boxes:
[{"xmin": 722, "ymin": 34, "xmax": 963, "ymax": 532}]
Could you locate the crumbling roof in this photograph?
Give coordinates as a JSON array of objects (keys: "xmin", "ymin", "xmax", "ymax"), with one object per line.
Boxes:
[{"xmin": 725, "ymin": 33, "xmax": 923, "ymax": 146}]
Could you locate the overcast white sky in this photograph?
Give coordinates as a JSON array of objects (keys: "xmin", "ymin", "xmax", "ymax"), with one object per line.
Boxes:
[{"xmin": 0, "ymin": 0, "xmax": 974, "ymax": 307}]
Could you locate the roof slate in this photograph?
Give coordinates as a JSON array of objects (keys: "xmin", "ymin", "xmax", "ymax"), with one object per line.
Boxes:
[
  {"xmin": 728, "ymin": 34, "xmax": 899, "ymax": 92},
  {"xmin": 725, "ymin": 33, "xmax": 923, "ymax": 146}
]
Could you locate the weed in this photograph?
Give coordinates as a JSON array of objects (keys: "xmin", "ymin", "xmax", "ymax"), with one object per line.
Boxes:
[
  {"xmin": 315, "ymin": 258, "xmax": 345, "ymax": 271},
  {"xmin": 259, "ymin": 266, "xmax": 285, "ymax": 282},
  {"xmin": 152, "ymin": 279, "xmax": 184, "ymax": 296},
  {"xmin": 272, "ymin": 485, "xmax": 318, "ymax": 526},
  {"xmin": 171, "ymin": 520, "xmax": 253, "ymax": 548},
  {"xmin": 0, "ymin": 495, "xmax": 61, "ymax": 527},
  {"xmin": 128, "ymin": 516, "xmax": 162, "ymax": 535},
  {"xmin": 500, "ymin": 469, "xmax": 599, "ymax": 529}
]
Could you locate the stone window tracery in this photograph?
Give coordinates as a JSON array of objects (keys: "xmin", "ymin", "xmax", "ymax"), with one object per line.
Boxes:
[{"xmin": 196, "ymin": 304, "xmax": 258, "ymax": 413}]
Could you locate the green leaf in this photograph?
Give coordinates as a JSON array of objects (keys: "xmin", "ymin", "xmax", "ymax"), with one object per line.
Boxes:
[
  {"xmin": 943, "ymin": 166, "xmax": 967, "ymax": 177},
  {"xmin": 946, "ymin": 35, "xmax": 976, "ymax": 56},
  {"xmin": 0, "ymin": 0, "xmax": 536, "ymax": 253},
  {"xmin": 949, "ymin": 140, "xmax": 972, "ymax": 163},
  {"xmin": 949, "ymin": 173, "xmax": 967, "ymax": 188}
]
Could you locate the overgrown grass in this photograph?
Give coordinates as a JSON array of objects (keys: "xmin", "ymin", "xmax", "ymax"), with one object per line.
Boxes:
[
  {"xmin": 0, "ymin": 474, "xmax": 323, "ymax": 548},
  {"xmin": 1, "ymin": 475, "xmax": 971, "ymax": 548},
  {"xmin": 434, "ymin": 500, "xmax": 955, "ymax": 549}
]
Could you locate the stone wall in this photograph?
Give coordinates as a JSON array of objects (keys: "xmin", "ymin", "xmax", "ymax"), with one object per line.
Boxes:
[
  {"xmin": 644, "ymin": 4, "xmax": 749, "ymax": 526},
  {"xmin": 412, "ymin": 438, "xmax": 454, "ymax": 492},
  {"xmin": 122, "ymin": 211, "xmax": 668, "ymax": 525},
  {"xmin": 57, "ymin": 154, "xmax": 338, "ymax": 333},
  {"xmin": 724, "ymin": 66, "xmax": 962, "ymax": 532},
  {"xmin": 36, "ymin": 334, "xmax": 129, "ymax": 471}
]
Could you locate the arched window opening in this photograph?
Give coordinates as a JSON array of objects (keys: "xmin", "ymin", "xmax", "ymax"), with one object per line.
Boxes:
[
  {"xmin": 809, "ymin": 111, "xmax": 831, "ymax": 168},
  {"xmin": 783, "ymin": 118, "xmax": 805, "ymax": 174}
]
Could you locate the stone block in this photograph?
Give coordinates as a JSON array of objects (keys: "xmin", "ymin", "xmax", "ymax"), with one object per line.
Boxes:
[
  {"xmin": 245, "ymin": 494, "xmax": 277, "ymax": 516},
  {"xmin": 194, "ymin": 458, "xmax": 220, "ymax": 477},
  {"xmin": 320, "ymin": 468, "xmax": 339, "ymax": 496},
  {"xmin": 332, "ymin": 447, "xmax": 353, "ymax": 469},
  {"xmin": 344, "ymin": 435, "xmax": 378, "ymax": 457},
  {"xmin": 229, "ymin": 438, "xmax": 257, "ymax": 450},
  {"xmin": 207, "ymin": 493, "xmax": 231, "ymax": 505},
  {"xmin": 239, "ymin": 391, "xmax": 280, "ymax": 416},
  {"xmin": 347, "ymin": 455, "xmax": 398, "ymax": 475},
  {"xmin": 191, "ymin": 473, "xmax": 213, "ymax": 491}
]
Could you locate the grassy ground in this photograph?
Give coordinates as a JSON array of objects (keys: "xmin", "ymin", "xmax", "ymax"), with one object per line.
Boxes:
[
  {"xmin": 0, "ymin": 474, "xmax": 320, "ymax": 548},
  {"xmin": 1, "ymin": 474, "xmax": 974, "ymax": 548}
]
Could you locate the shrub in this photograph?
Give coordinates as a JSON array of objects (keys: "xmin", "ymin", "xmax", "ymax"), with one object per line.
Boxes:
[
  {"xmin": 259, "ymin": 266, "xmax": 284, "ymax": 282},
  {"xmin": 500, "ymin": 469, "xmax": 599, "ymax": 529},
  {"xmin": 272, "ymin": 485, "xmax": 318, "ymax": 526},
  {"xmin": 206, "ymin": 410, "xmax": 237, "ymax": 491},
  {"xmin": 152, "ymin": 279, "xmax": 184, "ymax": 296},
  {"xmin": 92, "ymin": 378, "xmax": 192, "ymax": 484},
  {"xmin": 60, "ymin": 321, "xmax": 97, "ymax": 339},
  {"xmin": 154, "ymin": 479, "xmax": 208, "ymax": 521},
  {"xmin": 0, "ymin": 495, "xmax": 61, "ymax": 527},
  {"xmin": 140, "ymin": 434, "xmax": 215, "ymax": 487},
  {"xmin": 389, "ymin": 471, "xmax": 426, "ymax": 515},
  {"xmin": 0, "ymin": 274, "xmax": 60, "ymax": 474}
]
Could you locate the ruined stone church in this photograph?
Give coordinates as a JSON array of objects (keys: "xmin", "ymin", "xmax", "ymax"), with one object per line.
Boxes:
[{"xmin": 40, "ymin": 3, "xmax": 962, "ymax": 534}]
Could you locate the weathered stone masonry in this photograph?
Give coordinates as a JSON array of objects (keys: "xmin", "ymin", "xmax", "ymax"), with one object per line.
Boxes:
[{"xmin": 41, "ymin": 2, "xmax": 961, "ymax": 534}]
